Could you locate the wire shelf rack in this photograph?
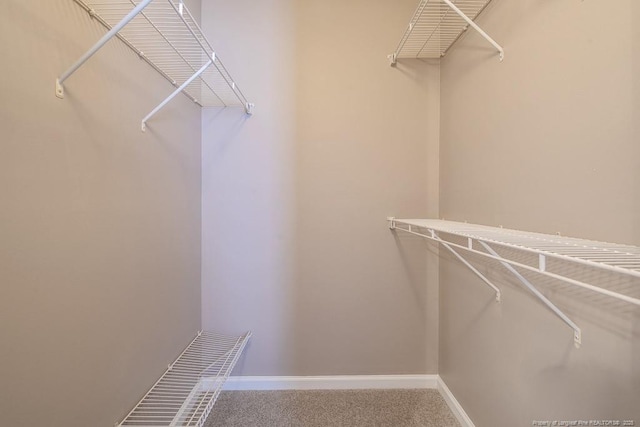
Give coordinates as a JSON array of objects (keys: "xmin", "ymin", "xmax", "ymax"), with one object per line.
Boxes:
[
  {"xmin": 118, "ymin": 330, "xmax": 251, "ymax": 427},
  {"xmin": 57, "ymin": 0, "xmax": 253, "ymax": 131},
  {"xmin": 389, "ymin": 218, "xmax": 640, "ymax": 347},
  {"xmin": 389, "ymin": 0, "xmax": 503, "ymax": 64}
]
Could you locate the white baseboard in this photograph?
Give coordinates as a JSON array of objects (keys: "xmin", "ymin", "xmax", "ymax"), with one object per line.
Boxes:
[
  {"xmin": 437, "ymin": 376, "xmax": 475, "ymax": 427},
  {"xmin": 222, "ymin": 374, "xmax": 438, "ymax": 391},
  {"xmin": 212, "ymin": 374, "xmax": 473, "ymax": 427}
]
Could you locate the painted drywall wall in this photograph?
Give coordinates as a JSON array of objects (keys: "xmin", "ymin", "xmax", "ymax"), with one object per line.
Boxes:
[
  {"xmin": 439, "ymin": 0, "xmax": 640, "ymax": 426},
  {"xmin": 201, "ymin": 0, "xmax": 440, "ymax": 376},
  {"xmin": 0, "ymin": 2, "xmax": 202, "ymax": 426}
]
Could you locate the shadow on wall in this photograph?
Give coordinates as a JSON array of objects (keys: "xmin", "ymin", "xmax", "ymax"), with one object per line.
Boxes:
[
  {"xmin": 440, "ymin": 247, "xmax": 640, "ymax": 343},
  {"xmin": 200, "ymin": 82, "xmax": 297, "ymax": 375},
  {"xmin": 202, "ymin": 107, "xmax": 251, "ymax": 162},
  {"xmin": 391, "ymin": 58, "xmax": 440, "ymax": 85},
  {"xmin": 391, "ymin": 232, "xmax": 434, "ymax": 326},
  {"xmin": 439, "ymin": 249, "xmax": 640, "ymax": 423}
]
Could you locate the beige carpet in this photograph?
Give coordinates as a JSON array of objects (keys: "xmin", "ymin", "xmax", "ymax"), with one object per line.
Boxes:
[{"xmin": 204, "ymin": 389, "xmax": 461, "ymax": 427}]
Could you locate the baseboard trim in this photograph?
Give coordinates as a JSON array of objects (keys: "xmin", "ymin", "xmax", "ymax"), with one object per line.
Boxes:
[
  {"xmin": 437, "ymin": 376, "xmax": 475, "ymax": 427},
  {"xmin": 221, "ymin": 374, "xmax": 438, "ymax": 391},
  {"xmin": 215, "ymin": 374, "xmax": 473, "ymax": 427}
]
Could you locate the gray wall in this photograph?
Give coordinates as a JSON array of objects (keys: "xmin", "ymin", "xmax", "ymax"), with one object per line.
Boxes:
[
  {"xmin": 201, "ymin": 0, "xmax": 440, "ymax": 376},
  {"xmin": 439, "ymin": 0, "xmax": 640, "ymax": 425},
  {"xmin": 0, "ymin": 2, "xmax": 202, "ymax": 426}
]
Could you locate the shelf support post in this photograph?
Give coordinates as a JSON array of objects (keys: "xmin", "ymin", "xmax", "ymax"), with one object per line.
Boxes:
[
  {"xmin": 441, "ymin": 0, "xmax": 504, "ymax": 61},
  {"xmin": 141, "ymin": 59, "xmax": 213, "ymax": 132},
  {"xmin": 56, "ymin": 0, "xmax": 154, "ymax": 98},
  {"xmin": 478, "ymin": 241, "xmax": 582, "ymax": 348}
]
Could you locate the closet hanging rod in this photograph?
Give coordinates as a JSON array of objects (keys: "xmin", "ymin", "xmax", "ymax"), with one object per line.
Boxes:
[{"xmin": 57, "ymin": 0, "xmax": 253, "ymax": 131}]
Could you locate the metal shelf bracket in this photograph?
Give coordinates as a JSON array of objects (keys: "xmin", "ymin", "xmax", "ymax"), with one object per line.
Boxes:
[
  {"xmin": 141, "ymin": 59, "xmax": 213, "ymax": 132},
  {"xmin": 478, "ymin": 241, "xmax": 581, "ymax": 348},
  {"xmin": 389, "ymin": 217, "xmax": 501, "ymax": 302},
  {"xmin": 56, "ymin": 0, "xmax": 154, "ymax": 99},
  {"xmin": 442, "ymin": 0, "xmax": 504, "ymax": 62},
  {"xmin": 57, "ymin": 0, "xmax": 253, "ymax": 131},
  {"xmin": 390, "ymin": 218, "xmax": 640, "ymax": 349},
  {"xmin": 390, "ymin": 0, "xmax": 504, "ymax": 63}
]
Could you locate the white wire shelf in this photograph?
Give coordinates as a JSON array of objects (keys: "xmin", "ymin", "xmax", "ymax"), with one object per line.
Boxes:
[
  {"xmin": 57, "ymin": 0, "xmax": 253, "ymax": 131},
  {"xmin": 389, "ymin": 0, "xmax": 503, "ymax": 64},
  {"xmin": 118, "ymin": 330, "xmax": 251, "ymax": 427},
  {"xmin": 388, "ymin": 218, "xmax": 640, "ymax": 347}
]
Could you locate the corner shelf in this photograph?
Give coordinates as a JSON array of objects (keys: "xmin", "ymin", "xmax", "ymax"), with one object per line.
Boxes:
[
  {"xmin": 388, "ymin": 218, "xmax": 640, "ymax": 348},
  {"xmin": 389, "ymin": 0, "xmax": 503, "ymax": 64},
  {"xmin": 118, "ymin": 330, "xmax": 251, "ymax": 427},
  {"xmin": 57, "ymin": 0, "xmax": 253, "ymax": 131}
]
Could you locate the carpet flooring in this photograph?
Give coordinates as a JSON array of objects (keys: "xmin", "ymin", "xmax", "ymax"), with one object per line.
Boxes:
[{"xmin": 204, "ymin": 389, "xmax": 461, "ymax": 427}]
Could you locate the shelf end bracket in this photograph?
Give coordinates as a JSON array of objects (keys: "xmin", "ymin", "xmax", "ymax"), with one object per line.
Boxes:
[
  {"xmin": 56, "ymin": 0, "xmax": 154, "ymax": 99},
  {"xmin": 442, "ymin": 0, "xmax": 504, "ymax": 62},
  {"xmin": 141, "ymin": 59, "xmax": 213, "ymax": 132},
  {"xmin": 478, "ymin": 241, "xmax": 582, "ymax": 348},
  {"xmin": 55, "ymin": 78, "xmax": 64, "ymax": 99},
  {"xmin": 432, "ymin": 231, "xmax": 501, "ymax": 302},
  {"xmin": 387, "ymin": 217, "xmax": 396, "ymax": 229},
  {"xmin": 389, "ymin": 220, "xmax": 500, "ymax": 302}
]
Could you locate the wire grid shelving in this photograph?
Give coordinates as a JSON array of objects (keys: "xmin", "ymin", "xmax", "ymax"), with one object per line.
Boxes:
[
  {"xmin": 57, "ymin": 0, "xmax": 252, "ymax": 131},
  {"xmin": 389, "ymin": 0, "xmax": 503, "ymax": 63},
  {"xmin": 118, "ymin": 330, "xmax": 251, "ymax": 427},
  {"xmin": 389, "ymin": 218, "xmax": 640, "ymax": 347}
]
